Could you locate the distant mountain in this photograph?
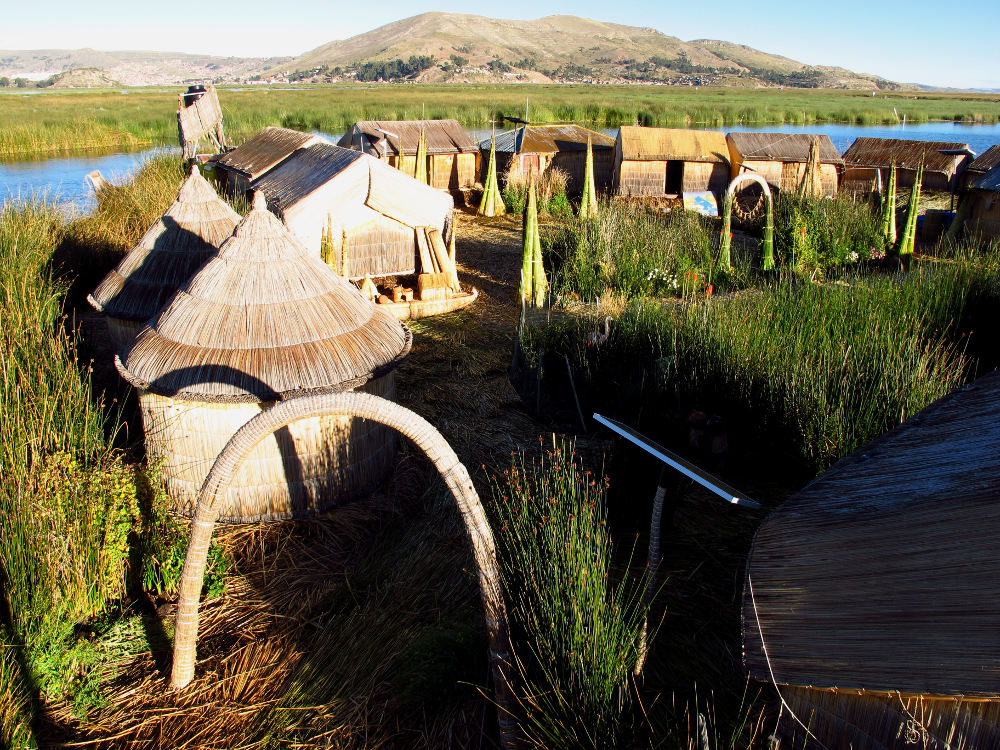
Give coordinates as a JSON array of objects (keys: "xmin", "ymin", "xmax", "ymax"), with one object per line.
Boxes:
[
  {"xmin": 0, "ymin": 15, "xmax": 902, "ymax": 89},
  {"xmin": 0, "ymin": 49, "xmax": 291, "ymax": 86},
  {"xmin": 280, "ymin": 13, "xmax": 900, "ymax": 89}
]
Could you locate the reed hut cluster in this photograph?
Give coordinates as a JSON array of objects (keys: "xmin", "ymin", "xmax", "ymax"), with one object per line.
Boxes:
[
  {"xmin": 113, "ymin": 193, "xmax": 411, "ymax": 522},
  {"xmin": 841, "ymin": 136, "xmax": 972, "ymax": 193},
  {"xmin": 481, "ymin": 124, "xmax": 616, "ymax": 194},
  {"xmin": 742, "ymin": 369, "xmax": 1000, "ymax": 749},
  {"xmin": 338, "ymin": 119, "xmax": 479, "ymax": 192}
]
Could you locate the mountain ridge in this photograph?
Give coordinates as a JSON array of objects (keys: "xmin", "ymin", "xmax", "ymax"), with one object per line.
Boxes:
[
  {"xmin": 0, "ymin": 14, "xmax": 900, "ymax": 89},
  {"xmin": 280, "ymin": 12, "xmax": 899, "ymax": 89}
]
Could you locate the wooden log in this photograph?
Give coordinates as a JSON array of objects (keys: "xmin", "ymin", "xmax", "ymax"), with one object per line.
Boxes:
[{"xmin": 428, "ymin": 228, "xmax": 460, "ymax": 291}]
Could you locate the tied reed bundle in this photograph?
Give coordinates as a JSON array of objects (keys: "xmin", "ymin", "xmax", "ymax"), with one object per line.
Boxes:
[
  {"xmin": 478, "ymin": 132, "xmax": 506, "ymax": 217},
  {"xmin": 578, "ymin": 135, "xmax": 598, "ymax": 220},
  {"xmin": 881, "ymin": 159, "xmax": 898, "ymax": 248}
]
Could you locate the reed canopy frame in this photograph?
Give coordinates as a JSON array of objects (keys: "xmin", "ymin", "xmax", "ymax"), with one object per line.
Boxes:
[{"xmin": 117, "ymin": 193, "xmax": 412, "ymax": 523}]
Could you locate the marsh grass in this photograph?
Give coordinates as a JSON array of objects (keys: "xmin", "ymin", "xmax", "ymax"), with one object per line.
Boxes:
[
  {"xmin": 773, "ymin": 193, "xmax": 884, "ymax": 274},
  {"xmin": 523, "ymin": 257, "xmax": 999, "ymax": 475},
  {"xmin": 550, "ymin": 200, "xmax": 720, "ymax": 300},
  {"xmin": 3, "ymin": 85, "xmax": 999, "ymax": 158},
  {"xmin": 0, "ymin": 200, "xmax": 142, "ymax": 738},
  {"xmin": 491, "ymin": 444, "xmax": 650, "ymax": 748},
  {"xmin": 503, "ymin": 164, "xmax": 572, "ymax": 217}
]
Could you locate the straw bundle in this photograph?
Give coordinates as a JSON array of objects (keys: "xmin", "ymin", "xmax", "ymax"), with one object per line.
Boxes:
[
  {"xmin": 117, "ymin": 193, "xmax": 411, "ymax": 522},
  {"xmin": 413, "ymin": 126, "xmax": 428, "ymax": 184},
  {"xmin": 881, "ymin": 159, "xmax": 898, "ymax": 247},
  {"xmin": 578, "ymin": 135, "xmax": 598, "ymax": 220},
  {"xmin": 87, "ymin": 165, "xmax": 240, "ymax": 350},
  {"xmin": 478, "ymin": 133, "xmax": 506, "ymax": 217}
]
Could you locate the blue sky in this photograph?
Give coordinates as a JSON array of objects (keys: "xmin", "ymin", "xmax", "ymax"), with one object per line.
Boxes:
[{"xmin": 2, "ymin": 0, "xmax": 997, "ymax": 89}]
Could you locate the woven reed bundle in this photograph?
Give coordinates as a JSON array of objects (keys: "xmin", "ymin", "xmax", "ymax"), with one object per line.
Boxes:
[
  {"xmin": 167, "ymin": 390, "xmax": 519, "ymax": 750},
  {"xmin": 87, "ymin": 165, "xmax": 240, "ymax": 349},
  {"xmin": 117, "ymin": 192, "xmax": 412, "ymax": 521}
]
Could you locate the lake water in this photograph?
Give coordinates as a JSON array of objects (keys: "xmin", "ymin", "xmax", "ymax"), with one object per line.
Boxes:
[
  {"xmin": 3, "ymin": 122, "xmax": 999, "ymax": 212},
  {"xmin": 0, "ymin": 146, "xmax": 180, "ymax": 213}
]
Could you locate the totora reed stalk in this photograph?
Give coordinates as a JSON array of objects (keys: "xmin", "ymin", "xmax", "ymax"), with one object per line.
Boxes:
[
  {"xmin": 898, "ymin": 159, "xmax": 924, "ymax": 265},
  {"xmin": 578, "ymin": 135, "xmax": 598, "ymax": 220},
  {"xmin": 881, "ymin": 159, "xmax": 898, "ymax": 248},
  {"xmin": 478, "ymin": 132, "xmax": 506, "ymax": 217}
]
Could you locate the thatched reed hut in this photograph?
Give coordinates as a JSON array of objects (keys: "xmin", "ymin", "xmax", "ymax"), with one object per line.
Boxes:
[
  {"xmin": 965, "ymin": 165, "xmax": 1000, "ymax": 243},
  {"xmin": 742, "ymin": 369, "xmax": 1000, "ymax": 750},
  {"xmin": 87, "ymin": 165, "xmax": 240, "ymax": 349},
  {"xmin": 338, "ymin": 119, "xmax": 479, "ymax": 192},
  {"xmin": 481, "ymin": 124, "xmax": 615, "ymax": 194},
  {"xmin": 841, "ymin": 137, "xmax": 972, "ymax": 193},
  {"xmin": 250, "ymin": 142, "xmax": 454, "ymax": 280},
  {"xmin": 214, "ymin": 126, "xmax": 321, "ymax": 196},
  {"xmin": 116, "ymin": 193, "xmax": 411, "ymax": 523},
  {"xmin": 726, "ymin": 132, "xmax": 841, "ymax": 195},
  {"xmin": 614, "ymin": 126, "xmax": 729, "ymax": 198},
  {"xmin": 960, "ymin": 143, "xmax": 1000, "ymax": 190}
]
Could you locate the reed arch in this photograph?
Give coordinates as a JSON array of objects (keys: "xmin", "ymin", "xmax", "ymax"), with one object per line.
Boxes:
[
  {"xmin": 719, "ymin": 172, "xmax": 775, "ymax": 272},
  {"xmin": 169, "ymin": 391, "xmax": 517, "ymax": 748}
]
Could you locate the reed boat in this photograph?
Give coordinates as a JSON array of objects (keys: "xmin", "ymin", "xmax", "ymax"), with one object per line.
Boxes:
[{"xmin": 376, "ymin": 286, "xmax": 478, "ymax": 321}]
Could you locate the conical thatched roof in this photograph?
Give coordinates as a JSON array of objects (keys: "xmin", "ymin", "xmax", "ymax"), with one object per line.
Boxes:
[
  {"xmin": 88, "ymin": 165, "xmax": 240, "ymax": 322},
  {"xmin": 117, "ymin": 193, "xmax": 411, "ymax": 402}
]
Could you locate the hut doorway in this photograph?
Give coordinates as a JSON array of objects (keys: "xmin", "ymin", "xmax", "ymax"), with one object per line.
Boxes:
[{"xmin": 665, "ymin": 161, "xmax": 684, "ymax": 196}]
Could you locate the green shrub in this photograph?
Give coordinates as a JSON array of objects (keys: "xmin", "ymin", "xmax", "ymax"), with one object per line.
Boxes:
[
  {"xmin": 774, "ymin": 194, "xmax": 883, "ymax": 275},
  {"xmin": 550, "ymin": 201, "xmax": 717, "ymax": 300}
]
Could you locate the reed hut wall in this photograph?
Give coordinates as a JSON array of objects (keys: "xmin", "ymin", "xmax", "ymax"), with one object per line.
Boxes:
[
  {"xmin": 481, "ymin": 124, "xmax": 615, "ymax": 192},
  {"xmin": 775, "ymin": 687, "xmax": 1000, "ymax": 750},
  {"xmin": 251, "ymin": 143, "xmax": 453, "ymax": 279},
  {"xmin": 960, "ymin": 144, "xmax": 1000, "ymax": 189},
  {"xmin": 742, "ymin": 368, "xmax": 1000, "ymax": 744},
  {"xmin": 727, "ymin": 132, "xmax": 841, "ymax": 195},
  {"xmin": 967, "ymin": 167, "xmax": 1000, "ymax": 242},
  {"xmin": 338, "ymin": 120, "xmax": 479, "ymax": 191},
  {"xmin": 614, "ymin": 126, "xmax": 730, "ymax": 197},
  {"xmin": 550, "ymin": 149, "xmax": 615, "ymax": 194},
  {"xmin": 139, "ymin": 374, "xmax": 397, "ymax": 522},
  {"xmin": 841, "ymin": 137, "xmax": 970, "ymax": 192},
  {"xmin": 117, "ymin": 194, "xmax": 412, "ymax": 522}
]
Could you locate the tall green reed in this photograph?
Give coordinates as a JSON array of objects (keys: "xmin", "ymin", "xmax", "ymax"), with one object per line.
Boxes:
[{"xmin": 491, "ymin": 444, "xmax": 649, "ymax": 748}]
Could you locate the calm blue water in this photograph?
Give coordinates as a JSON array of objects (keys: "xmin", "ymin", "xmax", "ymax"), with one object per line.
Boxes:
[
  {"xmin": 3, "ymin": 122, "xmax": 999, "ymax": 212},
  {"xmin": 0, "ymin": 147, "xmax": 180, "ymax": 213}
]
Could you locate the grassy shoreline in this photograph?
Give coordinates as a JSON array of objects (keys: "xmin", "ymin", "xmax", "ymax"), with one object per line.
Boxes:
[{"xmin": 2, "ymin": 84, "xmax": 1000, "ymax": 158}]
